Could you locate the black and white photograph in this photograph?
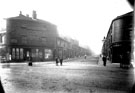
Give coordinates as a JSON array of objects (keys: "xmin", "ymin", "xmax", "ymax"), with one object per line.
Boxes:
[{"xmin": 0, "ymin": 0, "xmax": 134, "ymax": 93}]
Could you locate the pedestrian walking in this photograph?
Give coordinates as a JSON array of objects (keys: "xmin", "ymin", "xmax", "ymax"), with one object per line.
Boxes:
[
  {"xmin": 28, "ymin": 56, "xmax": 32, "ymax": 66},
  {"xmin": 102, "ymin": 55, "xmax": 107, "ymax": 66},
  {"xmin": 55, "ymin": 57, "xmax": 59, "ymax": 66},
  {"xmin": 59, "ymin": 57, "xmax": 63, "ymax": 66}
]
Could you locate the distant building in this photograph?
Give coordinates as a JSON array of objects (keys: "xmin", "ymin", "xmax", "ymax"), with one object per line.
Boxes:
[
  {"xmin": 0, "ymin": 31, "xmax": 6, "ymax": 48},
  {"xmin": 63, "ymin": 36, "xmax": 79, "ymax": 46}
]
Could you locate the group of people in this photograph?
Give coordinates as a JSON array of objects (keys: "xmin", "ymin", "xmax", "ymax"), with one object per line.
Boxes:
[{"xmin": 55, "ymin": 57, "xmax": 63, "ymax": 66}]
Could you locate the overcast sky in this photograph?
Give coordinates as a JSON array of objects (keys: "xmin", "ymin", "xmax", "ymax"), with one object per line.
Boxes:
[{"xmin": 0, "ymin": 0, "xmax": 133, "ymax": 54}]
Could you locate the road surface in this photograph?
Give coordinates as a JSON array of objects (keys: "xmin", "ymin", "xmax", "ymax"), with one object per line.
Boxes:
[{"xmin": 0, "ymin": 56, "xmax": 134, "ymax": 93}]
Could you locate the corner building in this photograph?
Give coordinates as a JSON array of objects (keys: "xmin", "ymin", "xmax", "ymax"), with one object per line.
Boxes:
[{"xmin": 6, "ymin": 11, "xmax": 59, "ymax": 62}]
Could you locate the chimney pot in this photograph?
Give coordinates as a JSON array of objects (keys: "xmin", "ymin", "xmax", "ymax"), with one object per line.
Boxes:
[
  {"xmin": 19, "ymin": 11, "xmax": 22, "ymax": 16},
  {"xmin": 32, "ymin": 10, "xmax": 37, "ymax": 19}
]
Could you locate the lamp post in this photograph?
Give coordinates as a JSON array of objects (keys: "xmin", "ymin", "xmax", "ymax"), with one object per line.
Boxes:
[
  {"xmin": 101, "ymin": 37, "xmax": 106, "ymax": 56},
  {"xmin": 102, "ymin": 36, "xmax": 106, "ymax": 43}
]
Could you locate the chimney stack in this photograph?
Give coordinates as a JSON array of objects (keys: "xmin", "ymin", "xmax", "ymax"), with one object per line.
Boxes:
[
  {"xmin": 19, "ymin": 11, "xmax": 22, "ymax": 16},
  {"xmin": 26, "ymin": 14, "xmax": 29, "ymax": 17},
  {"xmin": 32, "ymin": 10, "xmax": 37, "ymax": 19}
]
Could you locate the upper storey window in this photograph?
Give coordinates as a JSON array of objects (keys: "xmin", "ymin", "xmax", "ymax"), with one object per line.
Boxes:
[
  {"xmin": 22, "ymin": 36, "xmax": 27, "ymax": 44},
  {"xmin": 11, "ymin": 38, "xmax": 17, "ymax": 43}
]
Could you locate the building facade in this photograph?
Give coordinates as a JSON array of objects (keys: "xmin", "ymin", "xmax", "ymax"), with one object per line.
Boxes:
[
  {"xmin": 0, "ymin": 11, "xmax": 91, "ymax": 62},
  {"xmin": 3, "ymin": 11, "xmax": 59, "ymax": 62}
]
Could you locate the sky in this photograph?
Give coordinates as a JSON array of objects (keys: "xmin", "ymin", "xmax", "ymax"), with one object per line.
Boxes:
[{"xmin": 0, "ymin": 0, "xmax": 133, "ymax": 55}]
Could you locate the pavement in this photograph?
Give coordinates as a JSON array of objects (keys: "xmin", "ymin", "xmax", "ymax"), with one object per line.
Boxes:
[{"xmin": 0, "ymin": 56, "xmax": 134, "ymax": 93}]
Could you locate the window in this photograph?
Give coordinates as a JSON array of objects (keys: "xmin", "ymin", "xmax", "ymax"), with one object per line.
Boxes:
[
  {"xmin": 21, "ymin": 24, "xmax": 27, "ymax": 29},
  {"xmin": 12, "ymin": 48, "xmax": 15, "ymax": 59},
  {"xmin": 36, "ymin": 49, "xmax": 39, "ymax": 57},
  {"xmin": 22, "ymin": 36, "xmax": 27, "ymax": 44},
  {"xmin": 12, "ymin": 48, "xmax": 24, "ymax": 60},
  {"xmin": 39, "ymin": 51, "xmax": 43, "ymax": 58},
  {"xmin": 44, "ymin": 49, "xmax": 53, "ymax": 59},
  {"xmin": 16, "ymin": 48, "xmax": 19, "ymax": 59},
  {"xmin": 61, "ymin": 41, "xmax": 64, "ymax": 47},
  {"xmin": 57, "ymin": 40, "xmax": 60, "ymax": 46},
  {"xmin": 20, "ymin": 48, "xmax": 23, "ymax": 59},
  {"xmin": 26, "ymin": 51, "xmax": 30, "ymax": 57},
  {"xmin": 11, "ymin": 39, "xmax": 17, "ymax": 43},
  {"xmin": 41, "ymin": 37, "xmax": 47, "ymax": 43}
]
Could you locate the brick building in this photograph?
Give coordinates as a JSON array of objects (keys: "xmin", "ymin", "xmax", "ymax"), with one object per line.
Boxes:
[
  {"xmin": 0, "ymin": 11, "xmax": 91, "ymax": 62},
  {"xmin": 4, "ymin": 11, "xmax": 59, "ymax": 61}
]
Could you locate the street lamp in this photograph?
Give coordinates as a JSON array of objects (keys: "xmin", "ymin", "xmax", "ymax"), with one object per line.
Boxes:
[
  {"xmin": 101, "ymin": 36, "xmax": 106, "ymax": 56},
  {"xmin": 102, "ymin": 36, "xmax": 106, "ymax": 43}
]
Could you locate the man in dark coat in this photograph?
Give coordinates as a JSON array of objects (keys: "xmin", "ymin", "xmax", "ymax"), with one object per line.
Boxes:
[
  {"xmin": 55, "ymin": 57, "xmax": 59, "ymax": 66},
  {"xmin": 59, "ymin": 56, "xmax": 63, "ymax": 66},
  {"xmin": 102, "ymin": 55, "xmax": 107, "ymax": 66},
  {"xmin": 60, "ymin": 58, "xmax": 63, "ymax": 66},
  {"xmin": 28, "ymin": 56, "xmax": 32, "ymax": 66}
]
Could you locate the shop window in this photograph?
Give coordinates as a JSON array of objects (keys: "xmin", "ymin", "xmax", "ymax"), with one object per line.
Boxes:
[
  {"xmin": 31, "ymin": 49, "xmax": 36, "ymax": 58},
  {"xmin": 39, "ymin": 51, "xmax": 43, "ymax": 58},
  {"xmin": 20, "ymin": 48, "xmax": 23, "ymax": 59},
  {"xmin": 36, "ymin": 49, "xmax": 39, "ymax": 57},
  {"xmin": 12, "ymin": 48, "xmax": 15, "ymax": 59},
  {"xmin": 44, "ymin": 49, "xmax": 53, "ymax": 59},
  {"xmin": 26, "ymin": 51, "xmax": 30, "ymax": 58},
  {"xmin": 16, "ymin": 48, "xmax": 19, "ymax": 59}
]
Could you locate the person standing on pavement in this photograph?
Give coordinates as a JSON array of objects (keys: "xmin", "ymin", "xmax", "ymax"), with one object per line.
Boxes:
[
  {"xmin": 55, "ymin": 56, "xmax": 59, "ymax": 66},
  {"xmin": 59, "ymin": 56, "xmax": 63, "ymax": 66},
  {"xmin": 102, "ymin": 55, "xmax": 107, "ymax": 66},
  {"xmin": 28, "ymin": 56, "xmax": 32, "ymax": 66}
]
